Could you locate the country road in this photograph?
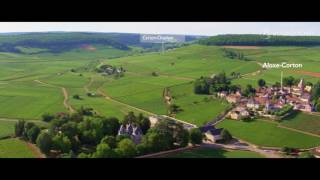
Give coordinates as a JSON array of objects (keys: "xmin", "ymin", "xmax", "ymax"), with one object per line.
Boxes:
[
  {"xmin": 33, "ymin": 79, "xmax": 75, "ymax": 113},
  {"xmin": 201, "ymin": 142, "xmax": 283, "ymax": 158}
]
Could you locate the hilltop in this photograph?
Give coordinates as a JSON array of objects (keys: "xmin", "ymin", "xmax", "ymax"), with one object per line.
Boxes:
[{"xmin": 0, "ymin": 32, "xmax": 205, "ymax": 54}]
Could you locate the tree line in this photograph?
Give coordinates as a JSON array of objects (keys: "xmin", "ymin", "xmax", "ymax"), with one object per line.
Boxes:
[{"xmin": 199, "ymin": 34, "xmax": 320, "ymax": 46}]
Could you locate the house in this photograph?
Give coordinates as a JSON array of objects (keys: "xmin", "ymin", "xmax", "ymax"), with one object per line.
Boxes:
[
  {"xmin": 148, "ymin": 115, "xmax": 163, "ymax": 127},
  {"xmin": 217, "ymin": 91, "xmax": 227, "ymax": 98},
  {"xmin": 226, "ymin": 93, "xmax": 241, "ymax": 104},
  {"xmin": 229, "ymin": 107, "xmax": 249, "ymax": 120},
  {"xmin": 118, "ymin": 123, "xmax": 143, "ymax": 144},
  {"xmin": 312, "ymin": 147, "xmax": 320, "ymax": 158},
  {"xmin": 246, "ymin": 99, "xmax": 260, "ymax": 109},
  {"xmin": 229, "ymin": 111, "xmax": 241, "ymax": 120},
  {"xmin": 305, "ymin": 85, "xmax": 312, "ymax": 92},
  {"xmin": 200, "ymin": 126, "xmax": 223, "ymax": 142},
  {"xmin": 299, "ymin": 93, "xmax": 311, "ymax": 103}
]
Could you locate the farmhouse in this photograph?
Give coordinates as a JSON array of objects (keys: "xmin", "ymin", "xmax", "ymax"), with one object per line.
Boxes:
[
  {"xmin": 246, "ymin": 99, "xmax": 260, "ymax": 110},
  {"xmin": 200, "ymin": 126, "xmax": 223, "ymax": 142},
  {"xmin": 226, "ymin": 93, "xmax": 241, "ymax": 103},
  {"xmin": 228, "ymin": 107, "xmax": 250, "ymax": 120}
]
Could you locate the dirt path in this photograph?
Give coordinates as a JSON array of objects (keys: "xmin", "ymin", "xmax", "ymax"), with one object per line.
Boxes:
[
  {"xmin": 34, "ymin": 79, "xmax": 75, "ymax": 114},
  {"xmin": 33, "ymin": 80, "xmax": 56, "ymax": 88},
  {"xmin": 202, "ymin": 142, "xmax": 282, "ymax": 158},
  {"xmin": 62, "ymin": 87, "xmax": 75, "ymax": 113},
  {"xmin": 83, "ymin": 77, "xmax": 94, "ymax": 93},
  {"xmin": 24, "ymin": 140, "xmax": 46, "ymax": 158}
]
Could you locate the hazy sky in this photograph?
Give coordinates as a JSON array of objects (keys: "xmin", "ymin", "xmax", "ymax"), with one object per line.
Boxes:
[{"xmin": 0, "ymin": 22, "xmax": 320, "ymax": 36}]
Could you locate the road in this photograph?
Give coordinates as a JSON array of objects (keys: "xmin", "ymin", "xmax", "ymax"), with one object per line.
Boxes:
[{"xmin": 201, "ymin": 141, "xmax": 283, "ymax": 158}]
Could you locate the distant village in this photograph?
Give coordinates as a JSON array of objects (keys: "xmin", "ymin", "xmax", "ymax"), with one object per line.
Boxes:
[{"xmin": 220, "ymin": 75, "xmax": 313, "ymax": 121}]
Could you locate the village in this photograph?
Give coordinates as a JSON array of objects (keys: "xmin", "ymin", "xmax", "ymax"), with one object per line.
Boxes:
[{"xmin": 219, "ymin": 74, "xmax": 313, "ymax": 121}]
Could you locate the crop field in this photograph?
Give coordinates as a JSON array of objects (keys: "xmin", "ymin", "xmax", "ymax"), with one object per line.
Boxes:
[
  {"xmin": 217, "ymin": 119, "xmax": 320, "ymax": 149},
  {"xmin": 280, "ymin": 112, "xmax": 320, "ymax": 135},
  {"xmin": 231, "ymin": 46, "xmax": 320, "ymax": 87},
  {"xmin": 165, "ymin": 147, "xmax": 264, "ymax": 158},
  {"xmin": 0, "ymin": 43, "xmax": 320, "ymax": 151},
  {"xmin": 169, "ymin": 82, "xmax": 231, "ymax": 126},
  {"xmin": 0, "ymin": 138, "xmax": 36, "ymax": 158},
  {"xmin": 0, "ymin": 121, "xmax": 15, "ymax": 138}
]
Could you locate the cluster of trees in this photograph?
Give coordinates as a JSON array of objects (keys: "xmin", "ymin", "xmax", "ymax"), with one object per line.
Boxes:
[
  {"xmin": 15, "ymin": 108, "xmax": 205, "ymax": 158},
  {"xmin": 242, "ymin": 84, "xmax": 256, "ymax": 97},
  {"xmin": 271, "ymin": 104, "xmax": 294, "ymax": 116},
  {"xmin": 15, "ymin": 121, "xmax": 41, "ymax": 143},
  {"xmin": 0, "ymin": 32, "xmax": 131, "ymax": 54},
  {"xmin": 194, "ymin": 72, "xmax": 239, "ymax": 95},
  {"xmin": 199, "ymin": 34, "xmax": 320, "ymax": 46},
  {"xmin": 312, "ymin": 82, "xmax": 320, "ymax": 112},
  {"xmin": 222, "ymin": 48, "xmax": 246, "ymax": 60}
]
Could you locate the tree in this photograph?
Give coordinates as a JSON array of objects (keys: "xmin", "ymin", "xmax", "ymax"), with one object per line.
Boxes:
[
  {"xmin": 189, "ymin": 128, "xmax": 203, "ymax": 145},
  {"xmin": 172, "ymin": 123, "xmax": 189, "ymax": 147},
  {"xmin": 151, "ymin": 72, "xmax": 158, "ymax": 76},
  {"xmin": 60, "ymin": 122, "xmax": 78, "ymax": 139},
  {"xmin": 36, "ymin": 132, "xmax": 53, "ymax": 155},
  {"xmin": 123, "ymin": 112, "xmax": 136, "ymax": 125},
  {"xmin": 243, "ymin": 84, "xmax": 256, "ymax": 97},
  {"xmin": 52, "ymin": 134, "xmax": 72, "ymax": 154},
  {"xmin": 14, "ymin": 120, "xmax": 25, "ymax": 137},
  {"xmin": 100, "ymin": 136, "xmax": 117, "ymax": 149},
  {"xmin": 116, "ymin": 134, "xmax": 131, "ymax": 143},
  {"xmin": 73, "ymin": 94, "xmax": 81, "ymax": 100},
  {"xmin": 273, "ymin": 82, "xmax": 281, "ymax": 88},
  {"xmin": 23, "ymin": 122, "xmax": 36, "ymax": 138},
  {"xmin": 258, "ymin": 79, "xmax": 266, "ymax": 88},
  {"xmin": 93, "ymin": 143, "xmax": 118, "ymax": 158},
  {"xmin": 97, "ymin": 117, "xmax": 120, "ymax": 136},
  {"xmin": 136, "ymin": 113, "xmax": 150, "ymax": 134},
  {"xmin": 221, "ymin": 129, "xmax": 232, "ymax": 142},
  {"xmin": 311, "ymin": 81, "xmax": 320, "ymax": 101},
  {"xmin": 316, "ymin": 102, "xmax": 320, "ymax": 112},
  {"xmin": 78, "ymin": 152, "xmax": 91, "ymax": 158},
  {"xmin": 299, "ymin": 152, "xmax": 315, "ymax": 158},
  {"xmin": 283, "ymin": 76, "xmax": 295, "ymax": 87},
  {"xmin": 169, "ymin": 104, "xmax": 183, "ymax": 115},
  {"xmin": 27, "ymin": 126, "xmax": 41, "ymax": 143},
  {"xmin": 116, "ymin": 139, "xmax": 137, "ymax": 158},
  {"xmin": 42, "ymin": 113, "xmax": 55, "ymax": 122}
]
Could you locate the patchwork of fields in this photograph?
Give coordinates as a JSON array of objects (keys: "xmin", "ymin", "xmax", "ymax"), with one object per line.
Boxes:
[{"xmin": 1, "ymin": 44, "xmax": 320, "ymax": 158}]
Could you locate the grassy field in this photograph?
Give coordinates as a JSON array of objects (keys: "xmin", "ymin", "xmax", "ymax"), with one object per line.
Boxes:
[
  {"xmin": 169, "ymin": 82, "xmax": 231, "ymax": 126},
  {"xmin": 217, "ymin": 119, "xmax": 320, "ymax": 149},
  {"xmin": 0, "ymin": 138, "xmax": 36, "ymax": 158},
  {"xmin": 166, "ymin": 147, "xmax": 264, "ymax": 158},
  {"xmin": 281, "ymin": 112, "xmax": 320, "ymax": 135},
  {"xmin": 0, "ymin": 121, "xmax": 15, "ymax": 138}
]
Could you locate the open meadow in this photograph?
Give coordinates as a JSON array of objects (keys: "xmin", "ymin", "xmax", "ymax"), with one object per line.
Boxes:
[
  {"xmin": 216, "ymin": 119, "xmax": 320, "ymax": 149},
  {"xmin": 0, "ymin": 138, "xmax": 36, "ymax": 158}
]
